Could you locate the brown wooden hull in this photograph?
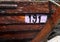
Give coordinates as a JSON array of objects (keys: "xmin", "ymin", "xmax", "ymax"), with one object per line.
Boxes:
[{"xmin": 0, "ymin": 1, "xmax": 60, "ymax": 42}]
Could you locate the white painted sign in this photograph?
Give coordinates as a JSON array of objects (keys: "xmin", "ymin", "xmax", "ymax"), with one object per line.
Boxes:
[{"xmin": 25, "ymin": 15, "xmax": 47, "ymax": 23}]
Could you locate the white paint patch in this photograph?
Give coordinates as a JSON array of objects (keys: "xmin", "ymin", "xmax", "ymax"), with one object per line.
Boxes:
[
  {"xmin": 48, "ymin": 36, "xmax": 60, "ymax": 42},
  {"xmin": 40, "ymin": 15, "xmax": 47, "ymax": 23},
  {"xmin": 25, "ymin": 15, "xmax": 30, "ymax": 23}
]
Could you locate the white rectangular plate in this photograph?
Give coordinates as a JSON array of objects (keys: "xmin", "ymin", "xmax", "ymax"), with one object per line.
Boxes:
[{"xmin": 25, "ymin": 15, "xmax": 47, "ymax": 23}]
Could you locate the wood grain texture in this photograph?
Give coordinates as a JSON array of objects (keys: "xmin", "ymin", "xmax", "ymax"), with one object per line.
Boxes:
[
  {"xmin": 0, "ymin": 2, "xmax": 60, "ymax": 41},
  {"xmin": 31, "ymin": 2, "xmax": 60, "ymax": 42},
  {"xmin": 0, "ymin": 2, "xmax": 49, "ymax": 13}
]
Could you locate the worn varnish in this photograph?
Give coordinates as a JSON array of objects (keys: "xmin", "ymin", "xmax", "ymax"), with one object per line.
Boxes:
[
  {"xmin": 0, "ymin": 1, "xmax": 59, "ymax": 42},
  {"xmin": 31, "ymin": 2, "xmax": 60, "ymax": 42},
  {"xmin": 0, "ymin": 2, "xmax": 49, "ymax": 41},
  {"xmin": 0, "ymin": 2, "xmax": 49, "ymax": 13}
]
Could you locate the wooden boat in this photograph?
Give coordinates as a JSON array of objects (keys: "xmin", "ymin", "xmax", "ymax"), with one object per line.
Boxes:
[{"xmin": 0, "ymin": 1, "xmax": 60, "ymax": 42}]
